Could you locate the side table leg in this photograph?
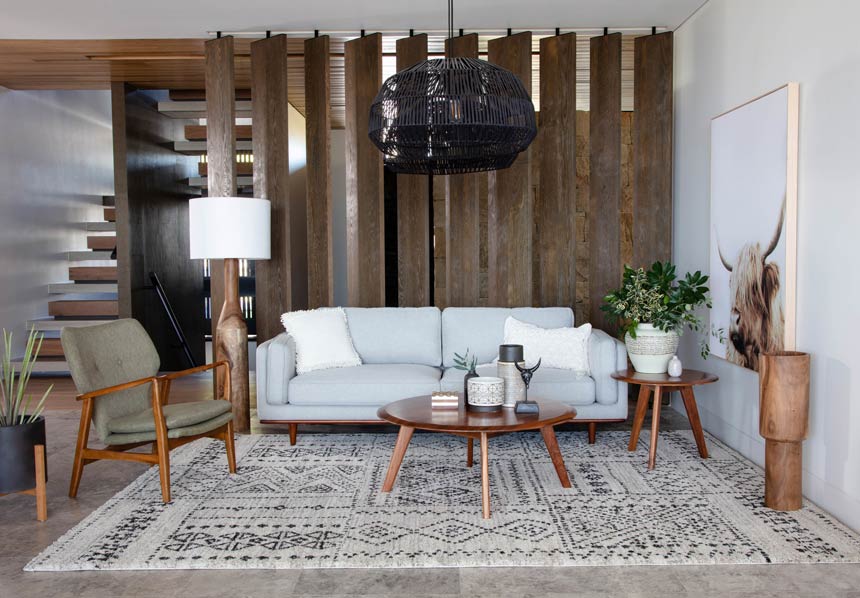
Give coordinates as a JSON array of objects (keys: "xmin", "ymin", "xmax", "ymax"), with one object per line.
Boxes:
[
  {"xmin": 480, "ymin": 432, "xmax": 490, "ymax": 519},
  {"xmin": 382, "ymin": 426, "xmax": 414, "ymax": 492},
  {"xmin": 681, "ymin": 386, "xmax": 709, "ymax": 458},
  {"xmin": 466, "ymin": 437, "xmax": 474, "ymax": 468},
  {"xmin": 629, "ymin": 385, "xmax": 652, "ymax": 451},
  {"xmin": 648, "ymin": 386, "xmax": 663, "ymax": 470},
  {"xmin": 540, "ymin": 425, "xmax": 572, "ymax": 487}
]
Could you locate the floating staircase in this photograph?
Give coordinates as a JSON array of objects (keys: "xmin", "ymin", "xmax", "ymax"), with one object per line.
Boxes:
[{"xmin": 21, "ymin": 195, "xmax": 119, "ymax": 373}]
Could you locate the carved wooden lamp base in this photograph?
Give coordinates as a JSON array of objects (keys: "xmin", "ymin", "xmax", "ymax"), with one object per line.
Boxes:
[{"xmin": 216, "ymin": 258, "xmax": 250, "ymax": 433}]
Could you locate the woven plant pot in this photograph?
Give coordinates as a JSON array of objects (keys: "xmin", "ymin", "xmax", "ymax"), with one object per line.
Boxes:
[{"xmin": 625, "ymin": 324, "xmax": 680, "ymax": 374}]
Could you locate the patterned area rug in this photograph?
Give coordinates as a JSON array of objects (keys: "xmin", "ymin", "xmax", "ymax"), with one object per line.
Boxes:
[{"xmin": 26, "ymin": 431, "xmax": 860, "ymax": 570}]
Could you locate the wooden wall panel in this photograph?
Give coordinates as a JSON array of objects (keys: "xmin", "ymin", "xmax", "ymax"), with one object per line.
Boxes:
[
  {"xmin": 204, "ymin": 36, "xmax": 236, "ymax": 341},
  {"xmin": 444, "ymin": 33, "xmax": 482, "ymax": 307},
  {"xmin": 305, "ymin": 35, "xmax": 334, "ymax": 308},
  {"xmin": 536, "ymin": 32, "xmax": 577, "ymax": 308},
  {"xmin": 588, "ymin": 33, "xmax": 622, "ymax": 331},
  {"xmin": 111, "ymin": 85, "xmax": 203, "ymax": 369},
  {"xmin": 251, "ymin": 35, "xmax": 291, "ymax": 343},
  {"xmin": 633, "ymin": 31, "xmax": 673, "ymax": 268},
  {"xmin": 345, "ymin": 33, "xmax": 385, "ymax": 307},
  {"xmin": 395, "ymin": 34, "xmax": 431, "ymax": 307},
  {"xmin": 487, "ymin": 32, "xmax": 533, "ymax": 307}
]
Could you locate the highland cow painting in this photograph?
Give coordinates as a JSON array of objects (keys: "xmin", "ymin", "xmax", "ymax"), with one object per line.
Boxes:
[{"xmin": 709, "ymin": 83, "xmax": 799, "ymax": 372}]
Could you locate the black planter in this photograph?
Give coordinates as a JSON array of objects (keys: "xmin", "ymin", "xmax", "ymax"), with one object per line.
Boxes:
[
  {"xmin": 0, "ymin": 416, "xmax": 47, "ymax": 494},
  {"xmin": 463, "ymin": 369, "xmax": 479, "ymax": 410}
]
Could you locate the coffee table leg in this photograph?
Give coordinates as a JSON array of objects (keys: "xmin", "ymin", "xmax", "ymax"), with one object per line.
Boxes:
[
  {"xmin": 629, "ymin": 385, "xmax": 652, "ymax": 451},
  {"xmin": 382, "ymin": 425, "xmax": 414, "ymax": 492},
  {"xmin": 540, "ymin": 425, "xmax": 572, "ymax": 488},
  {"xmin": 466, "ymin": 437, "xmax": 474, "ymax": 468},
  {"xmin": 480, "ymin": 432, "xmax": 490, "ymax": 519},
  {"xmin": 648, "ymin": 386, "xmax": 663, "ymax": 470},
  {"xmin": 681, "ymin": 386, "xmax": 709, "ymax": 458}
]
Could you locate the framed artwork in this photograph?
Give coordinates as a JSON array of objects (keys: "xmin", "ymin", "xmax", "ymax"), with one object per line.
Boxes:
[{"xmin": 708, "ymin": 83, "xmax": 799, "ymax": 372}]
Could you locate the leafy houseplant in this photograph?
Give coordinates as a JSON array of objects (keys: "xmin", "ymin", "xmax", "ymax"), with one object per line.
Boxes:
[
  {"xmin": 601, "ymin": 262, "xmax": 712, "ymax": 373},
  {"xmin": 1, "ymin": 328, "xmax": 52, "ymax": 494},
  {"xmin": 453, "ymin": 349, "xmax": 479, "ymax": 403}
]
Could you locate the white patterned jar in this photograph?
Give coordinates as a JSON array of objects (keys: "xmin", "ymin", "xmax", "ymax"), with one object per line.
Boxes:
[
  {"xmin": 467, "ymin": 377, "xmax": 505, "ymax": 412},
  {"xmin": 624, "ymin": 324, "xmax": 680, "ymax": 374}
]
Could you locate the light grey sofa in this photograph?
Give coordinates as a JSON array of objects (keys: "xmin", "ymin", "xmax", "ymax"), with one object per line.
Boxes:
[{"xmin": 256, "ymin": 307, "xmax": 627, "ymax": 444}]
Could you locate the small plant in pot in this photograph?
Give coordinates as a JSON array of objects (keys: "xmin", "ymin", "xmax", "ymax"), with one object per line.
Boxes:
[
  {"xmin": 1, "ymin": 328, "xmax": 51, "ymax": 495},
  {"xmin": 602, "ymin": 261, "xmax": 711, "ymax": 374},
  {"xmin": 453, "ymin": 349, "xmax": 479, "ymax": 403}
]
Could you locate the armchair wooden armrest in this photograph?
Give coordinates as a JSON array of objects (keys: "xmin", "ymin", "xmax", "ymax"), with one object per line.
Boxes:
[
  {"xmin": 76, "ymin": 375, "xmax": 159, "ymax": 401},
  {"xmin": 157, "ymin": 361, "xmax": 232, "ymax": 405}
]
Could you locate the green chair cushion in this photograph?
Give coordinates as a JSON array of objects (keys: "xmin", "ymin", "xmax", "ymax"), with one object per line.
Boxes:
[
  {"xmin": 102, "ymin": 411, "xmax": 235, "ymax": 446},
  {"xmin": 107, "ymin": 400, "xmax": 233, "ymax": 435}
]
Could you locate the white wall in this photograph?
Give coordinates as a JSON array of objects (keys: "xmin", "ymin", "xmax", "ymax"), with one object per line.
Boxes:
[
  {"xmin": 0, "ymin": 88, "xmax": 113, "ymax": 354},
  {"xmin": 673, "ymin": 0, "xmax": 860, "ymax": 530}
]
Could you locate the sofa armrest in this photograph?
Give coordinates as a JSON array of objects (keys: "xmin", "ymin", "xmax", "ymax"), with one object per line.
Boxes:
[
  {"xmin": 256, "ymin": 333, "xmax": 296, "ymax": 406},
  {"xmin": 588, "ymin": 328, "xmax": 628, "ymax": 407}
]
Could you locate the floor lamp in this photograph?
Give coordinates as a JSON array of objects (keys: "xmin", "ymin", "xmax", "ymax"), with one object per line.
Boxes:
[{"xmin": 190, "ymin": 197, "xmax": 271, "ymax": 432}]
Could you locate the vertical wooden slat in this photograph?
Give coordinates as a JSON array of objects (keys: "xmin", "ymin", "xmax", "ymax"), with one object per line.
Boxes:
[
  {"xmin": 111, "ymin": 82, "xmax": 132, "ymax": 321},
  {"xmin": 487, "ymin": 31, "xmax": 533, "ymax": 308},
  {"xmin": 204, "ymin": 36, "xmax": 236, "ymax": 341},
  {"xmin": 251, "ymin": 34, "xmax": 290, "ymax": 344},
  {"xmin": 536, "ymin": 32, "xmax": 576, "ymax": 308},
  {"xmin": 633, "ymin": 31, "xmax": 674, "ymax": 268},
  {"xmin": 444, "ymin": 33, "xmax": 482, "ymax": 307},
  {"xmin": 345, "ymin": 33, "xmax": 384, "ymax": 307},
  {"xmin": 395, "ymin": 33, "xmax": 430, "ymax": 307},
  {"xmin": 588, "ymin": 33, "xmax": 622, "ymax": 330},
  {"xmin": 305, "ymin": 34, "xmax": 334, "ymax": 308}
]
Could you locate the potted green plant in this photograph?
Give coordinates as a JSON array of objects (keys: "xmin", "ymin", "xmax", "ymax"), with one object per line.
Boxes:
[
  {"xmin": 453, "ymin": 349, "xmax": 479, "ymax": 402},
  {"xmin": 601, "ymin": 262, "xmax": 711, "ymax": 373},
  {"xmin": 1, "ymin": 328, "xmax": 51, "ymax": 495}
]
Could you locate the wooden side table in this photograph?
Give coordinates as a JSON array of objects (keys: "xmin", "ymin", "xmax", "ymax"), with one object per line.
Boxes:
[{"xmin": 612, "ymin": 369, "xmax": 718, "ymax": 470}]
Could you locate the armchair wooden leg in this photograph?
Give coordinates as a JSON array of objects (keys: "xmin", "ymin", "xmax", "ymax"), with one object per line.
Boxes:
[
  {"xmin": 69, "ymin": 399, "xmax": 93, "ymax": 498},
  {"xmin": 588, "ymin": 422, "xmax": 597, "ymax": 445},
  {"xmin": 155, "ymin": 427, "xmax": 171, "ymax": 504},
  {"xmin": 225, "ymin": 421, "xmax": 237, "ymax": 474},
  {"xmin": 289, "ymin": 423, "xmax": 297, "ymax": 446}
]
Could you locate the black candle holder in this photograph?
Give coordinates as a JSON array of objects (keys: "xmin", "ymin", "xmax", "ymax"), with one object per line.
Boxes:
[{"xmin": 514, "ymin": 358, "xmax": 541, "ymax": 414}]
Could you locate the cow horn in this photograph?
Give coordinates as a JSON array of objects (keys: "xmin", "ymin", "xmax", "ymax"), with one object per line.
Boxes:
[
  {"xmin": 715, "ymin": 230, "xmax": 733, "ymax": 272},
  {"xmin": 763, "ymin": 198, "xmax": 786, "ymax": 259}
]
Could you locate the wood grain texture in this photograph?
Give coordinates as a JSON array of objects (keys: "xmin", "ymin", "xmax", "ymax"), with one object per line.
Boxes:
[
  {"xmin": 204, "ymin": 36, "xmax": 236, "ymax": 346},
  {"xmin": 110, "ymin": 87, "xmax": 204, "ymax": 369},
  {"xmin": 345, "ymin": 33, "xmax": 385, "ymax": 307},
  {"xmin": 633, "ymin": 32, "xmax": 673, "ymax": 268},
  {"xmin": 304, "ymin": 35, "xmax": 334, "ymax": 308},
  {"xmin": 487, "ymin": 32, "xmax": 533, "ymax": 307},
  {"xmin": 395, "ymin": 34, "xmax": 431, "ymax": 307},
  {"xmin": 215, "ymin": 259, "xmax": 250, "ymax": 432},
  {"xmin": 444, "ymin": 34, "xmax": 482, "ymax": 307},
  {"xmin": 589, "ymin": 33, "xmax": 622, "ymax": 331},
  {"xmin": 536, "ymin": 33, "xmax": 576, "ymax": 308},
  {"xmin": 251, "ymin": 34, "xmax": 292, "ymax": 344},
  {"xmin": 765, "ymin": 440, "xmax": 803, "ymax": 511},
  {"xmin": 184, "ymin": 124, "xmax": 252, "ymax": 140},
  {"xmin": 48, "ymin": 300, "xmax": 118, "ymax": 317}
]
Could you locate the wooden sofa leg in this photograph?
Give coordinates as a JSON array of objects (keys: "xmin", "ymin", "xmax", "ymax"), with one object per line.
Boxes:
[
  {"xmin": 588, "ymin": 422, "xmax": 597, "ymax": 445},
  {"xmin": 289, "ymin": 423, "xmax": 298, "ymax": 446}
]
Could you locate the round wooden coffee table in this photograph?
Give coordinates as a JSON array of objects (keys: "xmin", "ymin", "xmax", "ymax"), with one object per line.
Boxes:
[
  {"xmin": 377, "ymin": 396, "xmax": 576, "ymax": 519},
  {"xmin": 611, "ymin": 368, "xmax": 718, "ymax": 470}
]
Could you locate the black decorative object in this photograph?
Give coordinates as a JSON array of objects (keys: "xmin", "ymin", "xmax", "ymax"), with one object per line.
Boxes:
[
  {"xmin": 0, "ymin": 416, "xmax": 46, "ymax": 494},
  {"xmin": 514, "ymin": 358, "xmax": 542, "ymax": 415},
  {"xmin": 453, "ymin": 349, "xmax": 479, "ymax": 406}
]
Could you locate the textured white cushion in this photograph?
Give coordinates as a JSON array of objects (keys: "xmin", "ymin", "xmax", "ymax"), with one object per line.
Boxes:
[
  {"xmin": 280, "ymin": 308, "xmax": 362, "ymax": 375},
  {"xmin": 503, "ymin": 316, "xmax": 591, "ymax": 374}
]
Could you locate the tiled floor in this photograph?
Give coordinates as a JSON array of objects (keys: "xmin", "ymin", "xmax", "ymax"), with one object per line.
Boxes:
[{"xmin": 3, "ymin": 376, "xmax": 860, "ymax": 597}]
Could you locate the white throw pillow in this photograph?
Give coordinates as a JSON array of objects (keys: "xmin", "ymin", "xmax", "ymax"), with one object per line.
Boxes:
[
  {"xmin": 280, "ymin": 307, "xmax": 362, "ymax": 375},
  {"xmin": 503, "ymin": 316, "xmax": 592, "ymax": 374}
]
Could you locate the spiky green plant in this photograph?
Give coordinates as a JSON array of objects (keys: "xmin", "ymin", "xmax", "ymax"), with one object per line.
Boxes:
[
  {"xmin": 453, "ymin": 349, "xmax": 478, "ymax": 373},
  {"xmin": 0, "ymin": 328, "xmax": 52, "ymax": 427}
]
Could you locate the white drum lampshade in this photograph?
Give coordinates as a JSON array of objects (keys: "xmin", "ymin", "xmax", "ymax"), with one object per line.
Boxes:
[{"xmin": 189, "ymin": 196, "xmax": 271, "ymax": 260}]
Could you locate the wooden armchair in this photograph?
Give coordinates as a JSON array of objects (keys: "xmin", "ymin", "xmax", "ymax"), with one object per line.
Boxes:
[{"xmin": 62, "ymin": 319, "xmax": 237, "ymax": 503}]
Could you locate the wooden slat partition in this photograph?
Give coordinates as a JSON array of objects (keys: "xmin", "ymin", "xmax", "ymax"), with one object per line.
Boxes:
[
  {"xmin": 536, "ymin": 32, "xmax": 577, "ymax": 308},
  {"xmin": 111, "ymin": 82, "xmax": 133, "ymax": 321},
  {"xmin": 487, "ymin": 32, "xmax": 533, "ymax": 307},
  {"xmin": 345, "ymin": 33, "xmax": 385, "ymax": 307},
  {"xmin": 251, "ymin": 34, "xmax": 291, "ymax": 344},
  {"xmin": 204, "ymin": 36, "xmax": 236, "ymax": 343},
  {"xmin": 305, "ymin": 35, "xmax": 334, "ymax": 308},
  {"xmin": 444, "ymin": 33, "xmax": 482, "ymax": 307},
  {"xmin": 395, "ymin": 33, "xmax": 431, "ymax": 307},
  {"xmin": 633, "ymin": 31, "xmax": 673, "ymax": 268},
  {"xmin": 588, "ymin": 33, "xmax": 623, "ymax": 331}
]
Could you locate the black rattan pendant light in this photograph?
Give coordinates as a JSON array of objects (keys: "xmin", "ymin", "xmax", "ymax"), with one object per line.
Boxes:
[{"xmin": 368, "ymin": 1, "xmax": 537, "ymax": 174}]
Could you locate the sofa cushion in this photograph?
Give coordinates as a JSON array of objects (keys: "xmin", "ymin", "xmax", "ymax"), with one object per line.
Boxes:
[
  {"xmin": 281, "ymin": 307, "xmax": 362, "ymax": 374},
  {"xmin": 440, "ymin": 365, "xmax": 595, "ymax": 406},
  {"xmin": 289, "ymin": 364, "xmax": 442, "ymax": 406},
  {"xmin": 503, "ymin": 317, "xmax": 592, "ymax": 373},
  {"xmin": 344, "ymin": 307, "xmax": 442, "ymax": 367},
  {"xmin": 441, "ymin": 307, "xmax": 574, "ymax": 368}
]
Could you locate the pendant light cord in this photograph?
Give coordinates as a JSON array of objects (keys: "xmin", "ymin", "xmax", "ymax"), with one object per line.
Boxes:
[{"xmin": 448, "ymin": 0, "xmax": 454, "ymax": 39}]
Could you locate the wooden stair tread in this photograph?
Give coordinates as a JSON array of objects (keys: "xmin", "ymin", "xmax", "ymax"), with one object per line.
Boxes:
[
  {"xmin": 104, "ymin": 207, "xmax": 116, "ymax": 222},
  {"xmin": 49, "ymin": 300, "xmax": 118, "ymax": 317},
  {"xmin": 187, "ymin": 176, "xmax": 253, "ymax": 188},
  {"xmin": 185, "ymin": 124, "xmax": 252, "ymax": 141},
  {"xmin": 199, "ymin": 162, "xmax": 253, "ymax": 176},
  {"xmin": 174, "ymin": 140, "xmax": 253, "ymax": 156},
  {"xmin": 40, "ymin": 338, "xmax": 65, "ymax": 357},
  {"xmin": 170, "ymin": 89, "xmax": 251, "ymax": 101},
  {"xmin": 102, "ymin": 195, "xmax": 115, "ymax": 206},
  {"xmin": 27, "ymin": 318, "xmax": 117, "ymax": 331},
  {"xmin": 12, "ymin": 357, "xmax": 69, "ymax": 373},
  {"xmin": 87, "ymin": 236, "xmax": 116, "ymax": 250},
  {"xmin": 49, "ymin": 282, "xmax": 118, "ymax": 294},
  {"xmin": 158, "ymin": 100, "xmax": 252, "ymax": 119},
  {"xmin": 69, "ymin": 266, "xmax": 117, "ymax": 281}
]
